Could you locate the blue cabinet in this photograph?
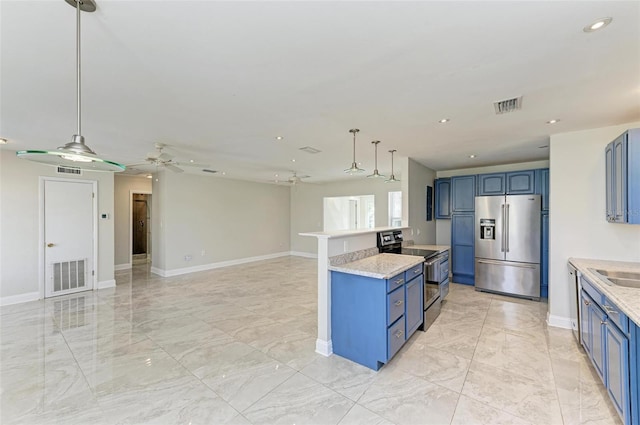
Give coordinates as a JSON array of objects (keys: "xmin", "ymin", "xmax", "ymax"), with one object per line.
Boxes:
[
  {"xmin": 506, "ymin": 170, "xmax": 536, "ymax": 194},
  {"xmin": 541, "ymin": 213, "xmax": 549, "ymax": 298},
  {"xmin": 580, "ymin": 275, "xmax": 635, "ymax": 424},
  {"xmin": 477, "ymin": 173, "xmax": 505, "ymax": 196},
  {"xmin": 434, "ymin": 178, "xmax": 451, "ymax": 219},
  {"xmin": 451, "ymin": 175, "xmax": 476, "ymax": 212},
  {"xmin": 451, "ymin": 213, "xmax": 474, "ymax": 285},
  {"xmin": 536, "ymin": 168, "xmax": 550, "ymax": 211},
  {"xmin": 606, "ymin": 129, "xmax": 640, "ymax": 224},
  {"xmin": 331, "ymin": 266, "xmax": 423, "ymax": 371}
]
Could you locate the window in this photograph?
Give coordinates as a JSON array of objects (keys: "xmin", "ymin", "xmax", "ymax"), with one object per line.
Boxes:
[{"xmin": 388, "ymin": 191, "xmax": 402, "ymax": 227}]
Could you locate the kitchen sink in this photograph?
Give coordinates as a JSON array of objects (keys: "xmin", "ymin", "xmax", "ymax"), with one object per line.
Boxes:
[{"xmin": 590, "ymin": 268, "xmax": 640, "ymax": 288}]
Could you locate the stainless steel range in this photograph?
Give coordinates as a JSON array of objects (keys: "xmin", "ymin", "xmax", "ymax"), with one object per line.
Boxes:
[{"xmin": 377, "ymin": 230, "xmax": 448, "ymax": 331}]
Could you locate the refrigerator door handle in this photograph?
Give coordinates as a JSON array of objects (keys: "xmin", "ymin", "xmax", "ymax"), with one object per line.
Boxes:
[
  {"xmin": 477, "ymin": 259, "xmax": 538, "ymax": 269},
  {"xmin": 501, "ymin": 204, "xmax": 505, "ymax": 252},
  {"xmin": 505, "ymin": 203, "xmax": 510, "ymax": 252}
]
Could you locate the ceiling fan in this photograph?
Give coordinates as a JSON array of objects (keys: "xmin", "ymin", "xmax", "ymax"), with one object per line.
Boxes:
[
  {"xmin": 272, "ymin": 171, "xmax": 310, "ymax": 185},
  {"xmin": 126, "ymin": 143, "xmax": 209, "ymax": 173}
]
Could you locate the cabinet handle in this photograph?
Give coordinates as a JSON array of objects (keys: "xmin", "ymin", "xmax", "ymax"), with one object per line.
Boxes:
[
  {"xmin": 395, "ymin": 330, "xmax": 404, "ymax": 339},
  {"xmin": 584, "ymin": 299, "xmax": 590, "ymax": 306},
  {"xmin": 601, "ymin": 320, "xmax": 608, "ymax": 325},
  {"xmin": 414, "ymin": 269, "xmax": 421, "ymax": 274},
  {"xmin": 604, "ymin": 305, "xmax": 619, "ymax": 315},
  {"xmin": 394, "ymin": 279, "xmax": 404, "ymax": 285},
  {"xmin": 394, "ymin": 300, "xmax": 403, "ymax": 306}
]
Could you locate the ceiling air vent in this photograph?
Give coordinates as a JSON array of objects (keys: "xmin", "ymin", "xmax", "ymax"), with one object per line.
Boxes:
[
  {"xmin": 57, "ymin": 165, "xmax": 82, "ymax": 175},
  {"xmin": 202, "ymin": 169, "xmax": 217, "ymax": 174},
  {"xmin": 494, "ymin": 96, "xmax": 523, "ymax": 114},
  {"xmin": 299, "ymin": 146, "xmax": 321, "ymax": 154}
]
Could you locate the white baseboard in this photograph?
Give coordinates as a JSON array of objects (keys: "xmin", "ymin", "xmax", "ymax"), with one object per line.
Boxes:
[
  {"xmin": 151, "ymin": 251, "xmax": 294, "ymax": 278},
  {"xmin": 547, "ymin": 312, "xmax": 573, "ymax": 329},
  {"xmin": 97, "ymin": 279, "xmax": 116, "ymax": 290},
  {"xmin": 0, "ymin": 291, "xmax": 40, "ymax": 306},
  {"xmin": 315, "ymin": 339, "xmax": 333, "ymax": 357},
  {"xmin": 114, "ymin": 263, "xmax": 131, "ymax": 271},
  {"xmin": 289, "ymin": 251, "xmax": 318, "ymax": 259}
]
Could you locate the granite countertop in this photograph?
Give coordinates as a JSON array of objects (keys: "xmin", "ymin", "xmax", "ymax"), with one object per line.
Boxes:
[
  {"xmin": 569, "ymin": 258, "xmax": 640, "ymax": 325},
  {"xmin": 329, "ymin": 253, "xmax": 425, "ymax": 280},
  {"xmin": 411, "ymin": 244, "xmax": 450, "ymax": 253}
]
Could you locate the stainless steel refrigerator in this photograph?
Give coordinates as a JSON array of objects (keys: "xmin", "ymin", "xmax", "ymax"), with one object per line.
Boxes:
[{"xmin": 475, "ymin": 194, "xmax": 541, "ymax": 300}]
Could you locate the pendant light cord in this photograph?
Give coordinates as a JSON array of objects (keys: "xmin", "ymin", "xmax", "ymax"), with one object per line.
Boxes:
[
  {"xmin": 352, "ymin": 131, "xmax": 356, "ymax": 163},
  {"xmin": 76, "ymin": 0, "xmax": 82, "ymax": 136}
]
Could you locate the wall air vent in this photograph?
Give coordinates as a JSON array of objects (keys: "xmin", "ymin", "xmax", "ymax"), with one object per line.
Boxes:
[
  {"xmin": 202, "ymin": 169, "xmax": 217, "ymax": 174},
  {"xmin": 57, "ymin": 165, "xmax": 82, "ymax": 175},
  {"xmin": 493, "ymin": 96, "xmax": 523, "ymax": 114},
  {"xmin": 299, "ymin": 146, "xmax": 322, "ymax": 154}
]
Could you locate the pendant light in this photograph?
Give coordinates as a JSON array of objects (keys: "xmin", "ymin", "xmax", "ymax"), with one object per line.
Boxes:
[
  {"xmin": 367, "ymin": 141, "xmax": 385, "ymax": 178},
  {"xmin": 344, "ymin": 128, "xmax": 365, "ymax": 174},
  {"xmin": 385, "ymin": 149, "xmax": 400, "ymax": 183},
  {"xmin": 16, "ymin": 0, "xmax": 125, "ymax": 172}
]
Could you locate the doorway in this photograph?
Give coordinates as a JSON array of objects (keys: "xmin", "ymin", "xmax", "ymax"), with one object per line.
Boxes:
[
  {"xmin": 130, "ymin": 192, "xmax": 152, "ymax": 265},
  {"xmin": 323, "ymin": 195, "xmax": 375, "ymax": 232},
  {"xmin": 41, "ymin": 178, "xmax": 97, "ymax": 298}
]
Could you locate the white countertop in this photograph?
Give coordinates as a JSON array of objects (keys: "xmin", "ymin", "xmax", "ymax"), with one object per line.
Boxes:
[
  {"xmin": 411, "ymin": 244, "xmax": 450, "ymax": 253},
  {"xmin": 299, "ymin": 226, "xmax": 408, "ymax": 239},
  {"xmin": 569, "ymin": 258, "xmax": 640, "ymax": 325},
  {"xmin": 329, "ymin": 253, "xmax": 425, "ymax": 280}
]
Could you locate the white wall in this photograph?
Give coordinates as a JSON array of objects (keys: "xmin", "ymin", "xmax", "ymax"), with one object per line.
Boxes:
[
  {"xmin": 0, "ymin": 150, "xmax": 115, "ymax": 302},
  {"xmin": 548, "ymin": 122, "xmax": 640, "ymax": 325},
  {"xmin": 290, "ymin": 178, "xmax": 401, "ymax": 254},
  {"xmin": 434, "ymin": 159, "xmax": 550, "ymax": 246},
  {"xmin": 404, "ymin": 158, "xmax": 437, "ymax": 245},
  {"xmin": 152, "ymin": 172, "xmax": 291, "ymax": 273},
  {"xmin": 114, "ymin": 175, "xmax": 152, "ymax": 267}
]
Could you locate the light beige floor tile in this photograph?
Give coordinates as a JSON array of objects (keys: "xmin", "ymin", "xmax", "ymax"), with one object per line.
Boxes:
[
  {"xmin": 338, "ymin": 404, "xmax": 395, "ymax": 425},
  {"xmin": 300, "ymin": 355, "xmax": 378, "ymax": 401},
  {"xmin": 451, "ymin": 394, "xmax": 534, "ymax": 425},
  {"xmin": 243, "ymin": 373, "xmax": 354, "ymax": 425}
]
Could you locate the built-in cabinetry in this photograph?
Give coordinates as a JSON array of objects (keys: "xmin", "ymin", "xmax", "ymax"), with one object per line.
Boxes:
[
  {"xmin": 331, "ymin": 263, "xmax": 423, "ymax": 370},
  {"xmin": 606, "ymin": 129, "xmax": 640, "ymax": 224},
  {"xmin": 436, "ymin": 168, "xmax": 549, "ymax": 293},
  {"xmin": 580, "ymin": 275, "xmax": 639, "ymax": 424},
  {"xmin": 434, "ymin": 178, "xmax": 451, "ymax": 219}
]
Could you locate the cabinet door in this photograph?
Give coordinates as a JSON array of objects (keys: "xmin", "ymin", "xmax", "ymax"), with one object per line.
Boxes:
[
  {"xmin": 580, "ymin": 291, "xmax": 592, "ymax": 355},
  {"xmin": 451, "ymin": 176, "xmax": 476, "ymax": 212},
  {"xmin": 541, "ymin": 213, "xmax": 549, "ymax": 298},
  {"xmin": 405, "ymin": 277, "xmax": 423, "ymax": 337},
  {"xmin": 589, "ymin": 302, "xmax": 607, "ymax": 382},
  {"xmin": 605, "ymin": 142, "xmax": 615, "ymax": 222},
  {"xmin": 606, "ymin": 322, "xmax": 630, "ymax": 423},
  {"xmin": 452, "ymin": 213, "xmax": 475, "ymax": 285},
  {"xmin": 613, "ymin": 135, "xmax": 627, "ymax": 223},
  {"xmin": 538, "ymin": 168, "xmax": 550, "ymax": 211},
  {"xmin": 435, "ymin": 178, "xmax": 451, "ymax": 219},
  {"xmin": 478, "ymin": 173, "xmax": 505, "ymax": 196},
  {"xmin": 506, "ymin": 170, "xmax": 536, "ymax": 194}
]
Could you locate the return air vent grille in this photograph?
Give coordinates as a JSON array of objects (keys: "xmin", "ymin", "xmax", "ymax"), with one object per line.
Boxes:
[
  {"xmin": 57, "ymin": 165, "xmax": 82, "ymax": 175},
  {"xmin": 299, "ymin": 146, "xmax": 321, "ymax": 154},
  {"xmin": 494, "ymin": 96, "xmax": 523, "ymax": 114},
  {"xmin": 51, "ymin": 259, "xmax": 87, "ymax": 293}
]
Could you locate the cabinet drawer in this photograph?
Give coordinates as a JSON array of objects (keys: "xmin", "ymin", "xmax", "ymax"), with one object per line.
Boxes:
[
  {"xmin": 387, "ymin": 316, "xmax": 406, "ymax": 360},
  {"xmin": 387, "ymin": 287, "xmax": 405, "ymax": 326},
  {"xmin": 405, "ymin": 264, "xmax": 423, "ymax": 281},
  {"xmin": 603, "ymin": 296, "xmax": 629, "ymax": 334},
  {"xmin": 581, "ymin": 276, "xmax": 605, "ymax": 306},
  {"xmin": 386, "ymin": 273, "xmax": 405, "ymax": 293}
]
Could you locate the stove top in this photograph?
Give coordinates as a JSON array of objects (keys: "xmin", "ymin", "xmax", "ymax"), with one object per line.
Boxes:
[{"xmin": 398, "ymin": 248, "xmax": 440, "ymax": 259}]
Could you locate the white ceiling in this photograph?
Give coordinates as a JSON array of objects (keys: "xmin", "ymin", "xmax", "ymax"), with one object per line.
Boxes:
[{"xmin": 2, "ymin": 1, "xmax": 639, "ymax": 183}]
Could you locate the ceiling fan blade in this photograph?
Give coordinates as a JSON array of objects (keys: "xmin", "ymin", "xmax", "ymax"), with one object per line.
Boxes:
[
  {"xmin": 157, "ymin": 152, "xmax": 173, "ymax": 162},
  {"xmin": 125, "ymin": 161, "xmax": 152, "ymax": 167},
  {"xmin": 164, "ymin": 164, "xmax": 184, "ymax": 173},
  {"xmin": 173, "ymin": 162, "xmax": 210, "ymax": 168}
]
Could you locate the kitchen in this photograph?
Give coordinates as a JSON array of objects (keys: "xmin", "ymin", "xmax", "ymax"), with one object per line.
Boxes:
[{"xmin": 1, "ymin": 1, "xmax": 640, "ymax": 424}]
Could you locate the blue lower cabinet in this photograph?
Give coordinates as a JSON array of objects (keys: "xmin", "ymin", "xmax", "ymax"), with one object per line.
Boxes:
[
  {"xmin": 541, "ymin": 213, "xmax": 549, "ymax": 298},
  {"xmin": 606, "ymin": 321, "xmax": 630, "ymax": 423},
  {"xmin": 452, "ymin": 213, "xmax": 475, "ymax": 285},
  {"xmin": 631, "ymin": 324, "xmax": 639, "ymax": 425},
  {"xmin": 331, "ymin": 269, "xmax": 422, "ymax": 371}
]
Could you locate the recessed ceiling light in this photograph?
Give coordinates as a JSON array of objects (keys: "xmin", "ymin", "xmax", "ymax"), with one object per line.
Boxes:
[
  {"xmin": 189, "ymin": 159, "xmax": 194, "ymax": 163},
  {"xmin": 291, "ymin": 159, "xmax": 296, "ymax": 162},
  {"xmin": 583, "ymin": 17, "xmax": 612, "ymax": 33},
  {"xmin": 546, "ymin": 119, "xmax": 560, "ymax": 124},
  {"xmin": 0, "ymin": 138, "xmax": 7, "ymax": 144},
  {"xmin": 275, "ymin": 174, "xmax": 279, "ymax": 177},
  {"xmin": 469, "ymin": 154, "xmax": 477, "ymax": 159},
  {"xmin": 438, "ymin": 118, "xmax": 450, "ymax": 123},
  {"xmin": 276, "ymin": 136, "xmax": 283, "ymax": 140},
  {"xmin": 222, "ymin": 171, "xmax": 226, "ymax": 175}
]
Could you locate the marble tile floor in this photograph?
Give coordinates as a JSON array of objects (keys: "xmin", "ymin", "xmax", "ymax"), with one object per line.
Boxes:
[{"xmin": 1, "ymin": 256, "xmax": 621, "ymax": 425}]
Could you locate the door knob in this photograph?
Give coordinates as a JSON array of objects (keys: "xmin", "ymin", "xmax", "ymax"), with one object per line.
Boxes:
[{"xmin": 47, "ymin": 243, "xmax": 55, "ymax": 247}]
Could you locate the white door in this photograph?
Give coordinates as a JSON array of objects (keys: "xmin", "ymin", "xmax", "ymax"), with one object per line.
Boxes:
[{"xmin": 44, "ymin": 179, "xmax": 95, "ymax": 297}]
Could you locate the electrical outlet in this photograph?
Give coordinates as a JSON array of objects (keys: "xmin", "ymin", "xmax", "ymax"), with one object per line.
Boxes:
[{"xmin": 184, "ymin": 255, "xmax": 192, "ymax": 261}]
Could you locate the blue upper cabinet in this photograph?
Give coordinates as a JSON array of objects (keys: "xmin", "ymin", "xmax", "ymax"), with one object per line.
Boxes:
[
  {"xmin": 434, "ymin": 178, "xmax": 451, "ymax": 219},
  {"xmin": 477, "ymin": 173, "xmax": 506, "ymax": 196},
  {"xmin": 535, "ymin": 168, "xmax": 550, "ymax": 211},
  {"xmin": 451, "ymin": 175, "xmax": 476, "ymax": 212},
  {"xmin": 506, "ymin": 170, "xmax": 536, "ymax": 194},
  {"xmin": 606, "ymin": 129, "xmax": 640, "ymax": 224}
]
